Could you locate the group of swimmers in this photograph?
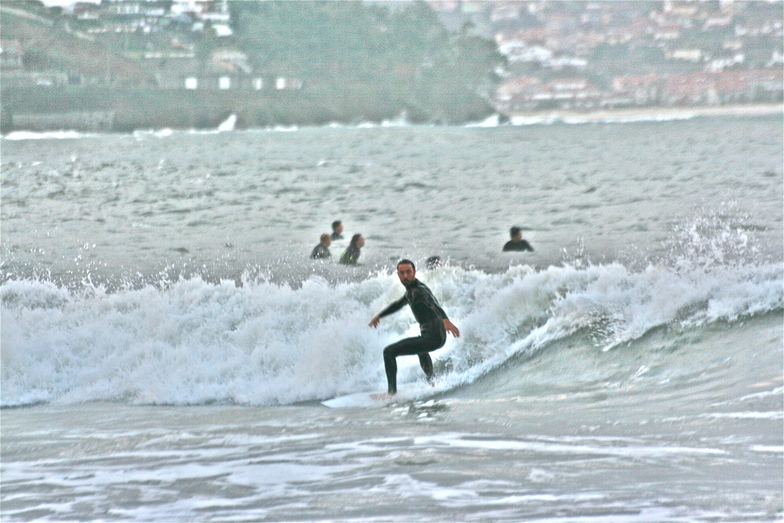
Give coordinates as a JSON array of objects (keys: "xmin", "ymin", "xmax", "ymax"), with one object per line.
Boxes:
[
  {"xmin": 310, "ymin": 220, "xmax": 366, "ymax": 264},
  {"xmin": 310, "ymin": 220, "xmax": 534, "ymax": 268},
  {"xmin": 311, "ymin": 221, "xmax": 534, "ymax": 265}
]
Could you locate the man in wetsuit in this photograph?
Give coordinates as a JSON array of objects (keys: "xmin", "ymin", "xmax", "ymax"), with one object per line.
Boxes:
[
  {"xmin": 339, "ymin": 234, "xmax": 364, "ymax": 265},
  {"xmin": 502, "ymin": 226, "xmax": 534, "ymax": 252},
  {"xmin": 310, "ymin": 233, "xmax": 331, "ymax": 259},
  {"xmin": 369, "ymin": 259, "xmax": 460, "ymax": 395},
  {"xmin": 331, "ymin": 220, "xmax": 344, "ymax": 240}
]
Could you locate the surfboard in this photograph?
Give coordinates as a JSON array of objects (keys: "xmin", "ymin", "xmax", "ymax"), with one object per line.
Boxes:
[
  {"xmin": 321, "ymin": 376, "xmax": 446, "ymax": 408},
  {"xmin": 320, "ymin": 391, "xmax": 394, "ymax": 408}
]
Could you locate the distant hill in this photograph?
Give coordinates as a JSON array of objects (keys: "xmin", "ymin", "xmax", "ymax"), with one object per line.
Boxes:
[
  {"xmin": 1, "ymin": 3, "xmax": 155, "ymax": 85},
  {"xmin": 1, "ymin": 1, "xmax": 504, "ymax": 132}
]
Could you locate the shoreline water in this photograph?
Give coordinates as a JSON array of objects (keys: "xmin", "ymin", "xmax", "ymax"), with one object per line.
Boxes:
[
  {"xmin": 2, "ymin": 103, "xmax": 781, "ymax": 137},
  {"xmin": 509, "ymin": 103, "xmax": 783, "ymax": 123}
]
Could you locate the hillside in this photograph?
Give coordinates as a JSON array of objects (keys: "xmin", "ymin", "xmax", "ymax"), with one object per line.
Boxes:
[
  {"xmin": 1, "ymin": 4, "xmax": 154, "ymax": 84},
  {"xmin": 0, "ymin": 1, "xmax": 503, "ymax": 132}
]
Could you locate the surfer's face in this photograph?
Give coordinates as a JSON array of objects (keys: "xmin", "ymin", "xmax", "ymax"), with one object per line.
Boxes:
[{"xmin": 397, "ymin": 263, "xmax": 416, "ymax": 286}]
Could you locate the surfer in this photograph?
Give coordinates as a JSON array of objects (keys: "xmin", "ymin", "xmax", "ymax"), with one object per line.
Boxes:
[
  {"xmin": 310, "ymin": 233, "xmax": 332, "ymax": 259},
  {"xmin": 502, "ymin": 226, "xmax": 534, "ymax": 252},
  {"xmin": 369, "ymin": 259, "xmax": 460, "ymax": 395},
  {"xmin": 339, "ymin": 234, "xmax": 364, "ymax": 265},
  {"xmin": 331, "ymin": 220, "xmax": 344, "ymax": 240}
]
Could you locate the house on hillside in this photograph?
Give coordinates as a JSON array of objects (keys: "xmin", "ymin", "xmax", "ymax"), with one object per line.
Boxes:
[
  {"xmin": 612, "ymin": 73, "xmax": 662, "ymax": 105},
  {"xmin": 155, "ymin": 50, "xmax": 302, "ymax": 92},
  {"xmin": 495, "ymin": 75, "xmax": 600, "ymax": 111},
  {"xmin": 1, "ymin": 71, "xmax": 70, "ymax": 88},
  {"xmin": 667, "ymin": 48, "xmax": 703, "ymax": 62},
  {"xmin": 661, "ymin": 69, "xmax": 783, "ymax": 105},
  {"xmin": 0, "ymin": 39, "xmax": 24, "ymax": 69}
]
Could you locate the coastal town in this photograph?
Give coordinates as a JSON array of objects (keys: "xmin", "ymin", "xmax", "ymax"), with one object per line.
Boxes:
[
  {"xmin": 473, "ymin": 0, "xmax": 783, "ymax": 112},
  {"xmin": 1, "ymin": 0, "xmax": 782, "ymax": 130}
]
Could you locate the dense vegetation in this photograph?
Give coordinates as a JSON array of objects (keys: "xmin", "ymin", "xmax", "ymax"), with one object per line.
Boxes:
[{"xmin": 227, "ymin": 0, "xmax": 505, "ymax": 122}]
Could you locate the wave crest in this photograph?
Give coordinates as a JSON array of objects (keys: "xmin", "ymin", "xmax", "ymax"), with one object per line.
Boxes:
[{"xmin": 2, "ymin": 248, "xmax": 781, "ymax": 407}]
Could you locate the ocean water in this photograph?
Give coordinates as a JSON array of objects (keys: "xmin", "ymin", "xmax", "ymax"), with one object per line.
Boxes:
[{"xmin": 1, "ymin": 115, "xmax": 782, "ymax": 522}]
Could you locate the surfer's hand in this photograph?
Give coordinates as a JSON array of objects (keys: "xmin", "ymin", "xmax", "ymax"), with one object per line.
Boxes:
[
  {"xmin": 369, "ymin": 315, "xmax": 381, "ymax": 328},
  {"xmin": 444, "ymin": 319, "xmax": 460, "ymax": 338}
]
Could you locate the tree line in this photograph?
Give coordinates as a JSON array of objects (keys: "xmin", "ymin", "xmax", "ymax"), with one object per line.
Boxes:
[{"xmin": 226, "ymin": 0, "xmax": 504, "ymax": 122}]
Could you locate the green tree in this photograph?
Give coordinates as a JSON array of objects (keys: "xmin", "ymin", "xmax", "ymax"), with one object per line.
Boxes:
[{"xmin": 228, "ymin": 0, "xmax": 502, "ymax": 122}]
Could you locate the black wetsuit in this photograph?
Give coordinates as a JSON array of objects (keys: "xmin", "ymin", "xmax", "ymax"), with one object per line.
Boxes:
[
  {"xmin": 376, "ymin": 279, "xmax": 449, "ymax": 393},
  {"xmin": 310, "ymin": 244, "xmax": 330, "ymax": 259},
  {"xmin": 339, "ymin": 245, "xmax": 361, "ymax": 265},
  {"xmin": 502, "ymin": 239, "xmax": 534, "ymax": 252},
  {"xmin": 331, "ymin": 232, "xmax": 343, "ymax": 240}
]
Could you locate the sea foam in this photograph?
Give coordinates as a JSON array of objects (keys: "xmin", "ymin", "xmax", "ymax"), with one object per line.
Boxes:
[
  {"xmin": 2, "ymin": 253, "xmax": 781, "ymax": 407},
  {"xmin": 2, "ymin": 130, "xmax": 97, "ymax": 141}
]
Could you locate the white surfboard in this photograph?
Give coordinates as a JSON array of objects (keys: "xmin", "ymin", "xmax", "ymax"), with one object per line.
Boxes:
[
  {"xmin": 320, "ymin": 384, "xmax": 438, "ymax": 408},
  {"xmin": 320, "ymin": 391, "xmax": 394, "ymax": 408}
]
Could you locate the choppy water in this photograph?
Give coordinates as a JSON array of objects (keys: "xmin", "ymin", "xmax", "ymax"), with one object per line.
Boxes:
[{"xmin": 1, "ymin": 115, "xmax": 782, "ymax": 522}]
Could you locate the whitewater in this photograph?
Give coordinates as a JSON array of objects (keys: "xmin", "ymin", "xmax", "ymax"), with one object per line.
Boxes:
[{"xmin": 1, "ymin": 115, "xmax": 782, "ymax": 521}]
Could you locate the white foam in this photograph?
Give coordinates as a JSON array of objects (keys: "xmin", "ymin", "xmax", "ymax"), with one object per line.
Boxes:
[
  {"xmin": 3, "ymin": 130, "xmax": 96, "ymax": 140},
  {"xmin": 2, "ymin": 252, "xmax": 781, "ymax": 407},
  {"xmin": 217, "ymin": 114, "xmax": 237, "ymax": 132},
  {"xmin": 509, "ymin": 112, "xmax": 697, "ymax": 127},
  {"xmin": 703, "ymin": 411, "xmax": 784, "ymax": 420},
  {"xmin": 413, "ymin": 433, "xmax": 728, "ymax": 458},
  {"xmin": 466, "ymin": 113, "xmax": 503, "ymax": 127},
  {"xmin": 132, "ymin": 128, "xmax": 174, "ymax": 139},
  {"xmin": 750, "ymin": 445, "xmax": 784, "ymax": 453}
]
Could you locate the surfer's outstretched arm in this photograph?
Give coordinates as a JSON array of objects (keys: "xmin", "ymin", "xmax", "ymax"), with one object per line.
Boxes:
[{"xmin": 369, "ymin": 296, "xmax": 407, "ymax": 327}]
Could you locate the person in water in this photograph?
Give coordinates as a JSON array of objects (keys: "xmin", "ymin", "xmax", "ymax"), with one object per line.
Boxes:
[
  {"xmin": 369, "ymin": 259, "xmax": 460, "ymax": 395},
  {"xmin": 502, "ymin": 226, "xmax": 534, "ymax": 252},
  {"xmin": 331, "ymin": 220, "xmax": 344, "ymax": 240},
  {"xmin": 426, "ymin": 256, "xmax": 442, "ymax": 269},
  {"xmin": 310, "ymin": 233, "xmax": 332, "ymax": 259},
  {"xmin": 339, "ymin": 234, "xmax": 364, "ymax": 265}
]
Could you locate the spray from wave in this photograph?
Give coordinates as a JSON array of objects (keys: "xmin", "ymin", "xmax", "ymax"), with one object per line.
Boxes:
[{"xmin": 2, "ymin": 211, "xmax": 781, "ymax": 407}]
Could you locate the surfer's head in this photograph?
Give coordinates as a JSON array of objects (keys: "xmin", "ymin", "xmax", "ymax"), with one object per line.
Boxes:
[{"xmin": 396, "ymin": 259, "xmax": 416, "ymax": 286}]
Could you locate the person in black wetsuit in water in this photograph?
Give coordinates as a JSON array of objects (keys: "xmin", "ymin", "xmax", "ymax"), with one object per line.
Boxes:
[
  {"xmin": 331, "ymin": 220, "xmax": 344, "ymax": 241},
  {"xmin": 502, "ymin": 226, "xmax": 534, "ymax": 252},
  {"xmin": 310, "ymin": 233, "xmax": 332, "ymax": 259},
  {"xmin": 339, "ymin": 234, "xmax": 364, "ymax": 265},
  {"xmin": 369, "ymin": 259, "xmax": 460, "ymax": 396}
]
